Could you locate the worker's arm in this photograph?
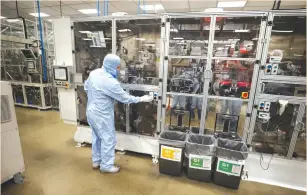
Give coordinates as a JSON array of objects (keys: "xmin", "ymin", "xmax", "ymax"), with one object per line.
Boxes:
[{"xmin": 104, "ymin": 81, "xmax": 140, "ymax": 104}]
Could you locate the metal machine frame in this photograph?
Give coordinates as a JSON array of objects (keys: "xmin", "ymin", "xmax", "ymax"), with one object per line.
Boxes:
[
  {"xmin": 244, "ymin": 10, "xmax": 306, "ymax": 159},
  {"xmin": 73, "ymin": 15, "xmax": 164, "ymax": 162},
  {"xmin": 71, "ymin": 10, "xmax": 306, "ymax": 162}
]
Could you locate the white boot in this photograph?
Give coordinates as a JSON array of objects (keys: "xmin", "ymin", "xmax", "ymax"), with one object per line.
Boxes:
[{"xmin": 101, "ymin": 166, "xmax": 120, "ymax": 173}]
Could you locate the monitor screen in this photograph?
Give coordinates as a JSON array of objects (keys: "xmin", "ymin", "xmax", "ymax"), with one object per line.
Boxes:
[
  {"xmin": 21, "ymin": 49, "xmax": 36, "ymax": 60},
  {"xmin": 27, "ymin": 61, "xmax": 35, "ymax": 69},
  {"xmin": 54, "ymin": 68, "xmax": 67, "ymax": 81}
]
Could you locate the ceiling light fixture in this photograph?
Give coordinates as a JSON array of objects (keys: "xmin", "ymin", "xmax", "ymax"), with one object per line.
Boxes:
[
  {"xmin": 6, "ymin": 19, "xmax": 21, "ymax": 22},
  {"xmin": 118, "ymin": 29, "xmax": 131, "ymax": 32},
  {"xmin": 29, "ymin": 13, "xmax": 50, "ymax": 17},
  {"xmin": 217, "ymin": 1, "xmax": 247, "ymax": 8},
  {"xmin": 252, "ymin": 37, "xmax": 258, "ymax": 41},
  {"xmin": 170, "ymin": 28, "xmax": 178, "ymax": 32},
  {"xmin": 82, "ymin": 38, "xmax": 92, "ymax": 40},
  {"xmin": 140, "ymin": 4, "xmax": 164, "ymax": 11},
  {"xmin": 173, "ymin": 37, "xmax": 183, "ymax": 40},
  {"xmin": 271, "ymin": 30, "xmax": 293, "ymax": 33},
  {"xmin": 79, "ymin": 31, "xmax": 92, "ymax": 34},
  {"xmin": 78, "ymin": 9, "xmax": 100, "ymax": 14},
  {"xmin": 234, "ymin": 29, "xmax": 250, "ymax": 33},
  {"xmin": 135, "ymin": 38, "xmax": 146, "ymax": 41},
  {"xmin": 0, "ymin": 16, "xmax": 6, "ymax": 19}
]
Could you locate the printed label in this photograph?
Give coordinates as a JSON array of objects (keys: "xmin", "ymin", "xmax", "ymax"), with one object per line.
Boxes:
[
  {"xmin": 216, "ymin": 158, "xmax": 244, "ymax": 177},
  {"xmin": 189, "ymin": 154, "xmax": 212, "ymax": 170},
  {"xmin": 160, "ymin": 145, "xmax": 182, "ymax": 162}
]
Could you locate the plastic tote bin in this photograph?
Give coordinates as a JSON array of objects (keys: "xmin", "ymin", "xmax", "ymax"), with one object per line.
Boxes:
[
  {"xmin": 213, "ymin": 138, "xmax": 248, "ymax": 189},
  {"xmin": 159, "ymin": 131, "xmax": 187, "ymax": 176},
  {"xmin": 186, "ymin": 134, "xmax": 215, "ymax": 182}
]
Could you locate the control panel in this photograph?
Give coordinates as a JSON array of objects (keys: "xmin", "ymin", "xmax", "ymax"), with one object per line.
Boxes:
[
  {"xmin": 258, "ymin": 101, "xmax": 271, "ymax": 112},
  {"xmin": 53, "ymin": 66, "xmax": 73, "ymax": 89},
  {"xmin": 149, "ymin": 92, "xmax": 159, "ymax": 101},
  {"xmin": 265, "ymin": 63, "xmax": 278, "ymax": 75}
]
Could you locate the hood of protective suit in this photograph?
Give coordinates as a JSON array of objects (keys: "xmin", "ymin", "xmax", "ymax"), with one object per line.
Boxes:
[{"xmin": 102, "ymin": 54, "xmax": 121, "ymax": 78}]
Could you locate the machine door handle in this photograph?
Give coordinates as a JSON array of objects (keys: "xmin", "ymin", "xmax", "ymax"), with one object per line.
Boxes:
[{"xmin": 260, "ymin": 82, "xmax": 265, "ymax": 93}]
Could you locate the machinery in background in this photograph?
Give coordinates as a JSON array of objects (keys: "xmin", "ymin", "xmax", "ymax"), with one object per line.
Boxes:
[
  {"xmin": 0, "ymin": 18, "xmax": 56, "ymax": 110},
  {"xmin": 1, "ymin": 81, "xmax": 25, "ymax": 184}
]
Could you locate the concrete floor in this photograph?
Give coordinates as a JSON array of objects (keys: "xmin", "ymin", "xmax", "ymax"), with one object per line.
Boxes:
[{"xmin": 1, "ymin": 107, "xmax": 305, "ymax": 195}]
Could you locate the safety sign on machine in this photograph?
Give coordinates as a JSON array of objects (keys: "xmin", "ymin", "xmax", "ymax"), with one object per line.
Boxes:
[
  {"xmin": 216, "ymin": 158, "xmax": 245, "ymax": 177},
  {"xmin": 189, "ymin": 154, "xmax": 212, "ymax": 170},
  {"xmin": 160, "ymin": 145, "xmax": 182, "ymax": 162}
]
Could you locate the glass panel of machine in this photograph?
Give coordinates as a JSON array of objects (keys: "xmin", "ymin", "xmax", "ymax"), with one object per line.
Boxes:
[
  {"xmin": 168, "ymin": 59, "xmax": 206, "ymax": 94},
  {"xmin": 267, "ymin": 16, "xmax": 306, "ymax": 77},
  {"xmin": 127, "ymin": 90, "xmax": 157, "ymax": 136},
  {"xmin": 74, "ymin": 20, "xmax": 112, "ymax": 81},
  {"xmin": 210, "ymin": 60, "xmax": 254, "ymax": 99},
  {"xmin": 262, "ymin": 82, "xmax": 306, "ymax": 97},
  {"xmin": 213, "ymin": 17, "xmax": 262, "ymax": 59},
  {"xmin": 294, "ymin": 110, "xmax": 306, "ymax": 160},
  {"xmin": 252, "ymin": 103, "xmax": 300, "ymax": 157},
  {"xmin": 116, "ymin": 19, "xmax": 160, "ymax": 85},
  {"xmin": 169, "ymin": 17, "xmax": 209, "ymax": 56},
  {"xmin": 205, "ymin": 98, "xmax": 246, "ymax": 137},
  {"xmin": 164, "ymin": 94, "xmax": 201, "ymax": 133}
]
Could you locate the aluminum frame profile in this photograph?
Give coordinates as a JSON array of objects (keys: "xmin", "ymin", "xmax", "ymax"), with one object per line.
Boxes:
[
  {"xmin": 287, "ymin": 103, "xmax": 306, "ymax": 159},
  {"xmin": 246, "ymin": 12, "xmax": 275, "ymax": 145},
  {"xmin": 199, "ymin": 15, "xmax": 216, "ymax": 133},
  {"xmin": 242, "ymin": 13, "xmax": 269, "ymax": 142},
  {"xmin": 160, "ymin": 15, "xmax": 170, "ymax": 132},
  {"xmin": 156, "ymin": 15, "xmax": 167, "ymax": 133},
  {"xmin": 261, "ymin": 75, "xmax": 307, "ymax": 85}
]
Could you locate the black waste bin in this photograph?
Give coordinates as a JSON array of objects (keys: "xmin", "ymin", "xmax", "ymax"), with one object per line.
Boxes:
[
  {"xmin": 213, "ymin": 138, "xmax": 248, "ymax": 190},
  {"xmin": 186, "ymin": 134, "xmax": 215, "ymax": 182},
  {"xmin": 159, "ymin": 131, "xmax": 187, "ymax": 176}
]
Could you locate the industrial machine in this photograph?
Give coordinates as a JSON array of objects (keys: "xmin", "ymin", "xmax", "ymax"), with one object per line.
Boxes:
[
  {"xmin": 0, "ymin": 18, "xmax": 56, "ymax": 109},
  {"xmin": 1, "ymin": 81, "xmax": 25, "ymax": 184}
]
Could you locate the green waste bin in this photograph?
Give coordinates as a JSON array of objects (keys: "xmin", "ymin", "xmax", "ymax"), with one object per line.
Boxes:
[
  {"xmin": 159, "ymin": 131, "xmax": 186, "ymax": 176},
  {"xmin": 213, "ymin": 138, "xmax": 248, "ymax": 189},
  {"xmin": 186, "ymin": 134, "xmax": 215, "ymax": 182}
]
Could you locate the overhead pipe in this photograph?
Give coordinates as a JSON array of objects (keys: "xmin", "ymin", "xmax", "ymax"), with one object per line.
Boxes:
[
  {"xmin": 97, "ymin": 0, "xmax": 100, "ymax": 16},
  {"xmin": 138, "ymin": 0, "xmax": 140, "ymax": 14},
  {"xmin": 36, "ymin": 0, "xmax": 47, "ymax": 82}
]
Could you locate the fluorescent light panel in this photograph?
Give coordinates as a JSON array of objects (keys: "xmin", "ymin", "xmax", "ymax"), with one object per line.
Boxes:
[
  {"xmin": 6, "ymin": 19, "xmax": 21, "ymax": 22},
  {"xmin": 118, "ymin": 29, "xmax": 131, "ymax": 32},
  {"xmin": 234, "ymin": 29, "xmax": 250, "ymax": 33},
  {"xmin": 271, "ymin": 30, "xmax": 293, "ymax": 33},
  {"xmin": 140, "ymin": 4, "xmax": 164, "ymax": 11},
  {"xmin": 170, "ymin": 28, "xmax": 178, "ymax": 32},
  {"xmin": 217, "ymin": 1, "xmax": 247, "ymax": 8},
  {"xmin": 29, "ymin": 13, "xmax": 50, "ymax": 17},
  {"xmin": 0, "ymin": 16, "xmax": 6, "ymax": 19},
  {"xmin": 173, "ymin": 37, "xmax": 183, "ymax": 40},
  {"xmin": 135, "ymin": 38, "xmax": 145, "ymax": 41},
  {"xmin": 79, "ymin": 31, "xmax": 92, "ymax": 34},
  {"xmin": 78, "ymin": 9, "xmax": 100, "ymax": 14},
  {"xmin": 82, "ymin": 38, "xmax": 92, "ymax": 40}
]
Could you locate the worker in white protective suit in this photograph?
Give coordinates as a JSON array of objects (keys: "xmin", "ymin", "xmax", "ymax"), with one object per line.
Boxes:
[{"xmin": 85, "ymin": 54, "xmax": 153, "ymax": 173}]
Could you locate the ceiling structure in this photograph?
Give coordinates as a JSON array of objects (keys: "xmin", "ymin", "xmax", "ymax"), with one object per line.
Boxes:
[{"xmin": 1, "ymin": 0, "xmax": 306, "ymax": 20}]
